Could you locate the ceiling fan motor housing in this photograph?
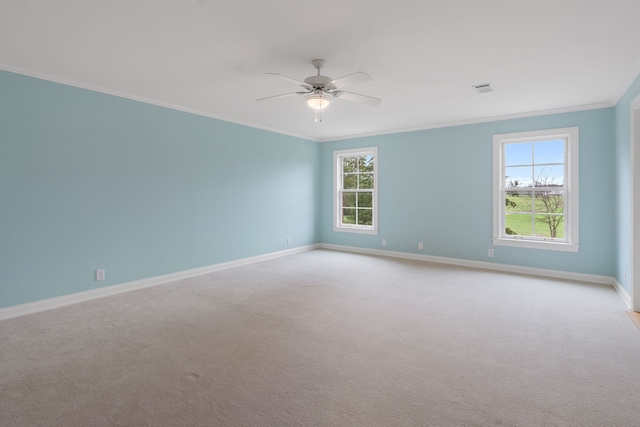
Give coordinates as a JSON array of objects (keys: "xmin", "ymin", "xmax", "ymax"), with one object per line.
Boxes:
[{"xmin": 304, "ymin": 75, "xmax": 332, "ymax": 90}]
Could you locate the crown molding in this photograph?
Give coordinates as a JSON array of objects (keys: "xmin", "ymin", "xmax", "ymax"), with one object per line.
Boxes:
[
  {"xmin": 1, "ymin": 64, "xmax": 632, "ymax": 144},
  {"xmin": 317, "ymin": 102, "xmax": 614, "ymax": 142},
  {"xmin": 0, "ymin": 64, "xmax": 318, "ymax": 143},
  {"xmin": 611, "ymin": 60, "xmax": 640, "ymax": 106}
]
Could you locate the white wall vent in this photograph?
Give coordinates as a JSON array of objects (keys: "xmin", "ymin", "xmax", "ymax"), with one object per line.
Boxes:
[{"xmin": 473, "ymin": 83, "xmax": 493, "ymax": 93}]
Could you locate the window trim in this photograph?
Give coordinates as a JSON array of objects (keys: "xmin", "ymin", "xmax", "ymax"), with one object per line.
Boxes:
[
  {"xmin": 492, "ymin": 127, "xmax": 579, "ymax": 252},
  {"xmin": 333, "ymin": 147, "xmax": 379, "ymax": 235}
]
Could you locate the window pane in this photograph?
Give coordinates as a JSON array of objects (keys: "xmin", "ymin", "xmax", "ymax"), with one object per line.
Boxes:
[
  {"xmin": 534, "ymin": 165, "xmax": 564, "ymax": 187},
  {"xmin": 334, "ymin": 147, "xmax": 377, "ymax": 233},
  {"xmin": 358, "ymin": 192, "xmax": 373, "ymax": 208},
  {"xmin": 505, "ymin": 190, "xmax": 532, "ymax": 213},
  {"xmin": 505, "ymin": 213, "xmax": 533, "ymax": 237},
  {"xmin": 342, "ymin": 157, "xmax": 357, "ymax": 173},
  {"xmin": 534, "ymin": 214, "xmax": 564, "ymax": 238},
  {"xmin": 358, "ymin": 209, "xmax": 373, "ymax": 226},
  {"xmin": 359, "ymin": 155, "xmax": 374, "ymax": 172},
  {"xmin": 534, "ymin": 139, "xmax": 564, "ymax": 165},
  {"xmin": 495, "ymin": 128, "xmax": 577, "ymax": 249},
  {"xmin": 505, "ymin": 166, "xmax": 533, "ymax": 188},
  {"xmin": 359, "ymin": 173, "xmax": 374, "ymax": 189},
  {"xmin": 342, "ymin": 208, "xmax": 356, "ymax": 224},
  {"xmin": 533, "ymin": 190, "xmax": 564, "ymax": 214},
  {"xmin": 505, "ymin": 142, "xmax": 532, "ymax": 166},
  {"xmin": 342, "ymin": 192, "xmax": 356, "ymax": 208},
  {"xmin": 343, "ymin": 174, "xmax": 357, "ymax": 189}
]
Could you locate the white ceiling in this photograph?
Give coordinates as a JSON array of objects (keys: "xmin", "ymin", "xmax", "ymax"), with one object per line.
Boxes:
[{"xmin": 1, "ymin": 0, "xmax": 639, "ymax": 142}]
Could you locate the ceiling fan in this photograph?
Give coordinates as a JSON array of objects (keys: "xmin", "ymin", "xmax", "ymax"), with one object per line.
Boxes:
[{"xmin": 257, "ymin": 59, "xmax": 381, "ymax": 119}]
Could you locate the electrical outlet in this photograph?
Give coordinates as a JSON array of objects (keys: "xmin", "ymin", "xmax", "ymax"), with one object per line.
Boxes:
[
  {"xmin": 418, "ymin": 242, "xmax": 424, "ymax": 250},
  {"xmin": 624, "ymin": 272, "xmax": 628, "ymax": 284},
  {"xmin": 96, "ymin": 269, "xmax": 105, "ymax": 281},
  {"xmin": 488, "ymin": 249, "xmax": 494, "ymax": 257},
  {"xmin": 287, "ymin": 237, "xmax": 292, "ymax": 245},
  {"xmin": 382, "ymin": 239, "xmax": 387, "ymax": 246}
]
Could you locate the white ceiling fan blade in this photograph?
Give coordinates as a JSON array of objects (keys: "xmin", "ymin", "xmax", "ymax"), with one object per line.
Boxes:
[
  {"xmin": 256, "ymin": 92, "xmax": 307, "ymax": 102},
  {"xmin": 326, "ymin": 72, "xmax": 372, "ymax": 90},
  {"xmin": 333, "ymin": 91, "xmax": 381, "ymax": 106},
  {"xmin": 266, "ymin": 73, "xmax": 312, "ymax": 89}
]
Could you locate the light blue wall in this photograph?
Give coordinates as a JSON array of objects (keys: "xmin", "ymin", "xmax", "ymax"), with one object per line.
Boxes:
[
  {"xmin": 0, "ymin": 70, "xmax": 319, "ymax": 308},
  {"xmin": 2, "ymin": 66, "xmax": 636, "ymax": 310},
  {"xmin": 614, "ymin": 73, "xmax": 640, "ymax": 293},
  {"xmin": 320, "ymin": 108, "xmax": 616, "ymax": 277}
]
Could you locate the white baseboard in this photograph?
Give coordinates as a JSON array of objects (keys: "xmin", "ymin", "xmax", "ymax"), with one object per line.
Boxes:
[
  {"xmin": 0, "ymin": 244, "xmax": 320, "ymax": 321},
  {"xmin": 612, "ymin": 279, "xmax": 632, "ymax": 309},
  {"xmin": 319, "ymin": 243, "xmax": 616, "ymax": 286},
  {"xmin": 1, "ymin": 243, "xmax": 626, "ymax": 321}
]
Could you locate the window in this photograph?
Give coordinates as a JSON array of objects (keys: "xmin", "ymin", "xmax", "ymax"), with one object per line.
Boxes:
[
  {"xmin": 493, "ymin": 127, "xmax": 579, "ymax": 252},
  {"xmin": 334, "ymin": 147, "xmax": 378, "ymax": 234}
]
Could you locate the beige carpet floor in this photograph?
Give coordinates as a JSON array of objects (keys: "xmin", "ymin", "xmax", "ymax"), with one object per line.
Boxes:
[{"xmin": 1, "ymin": 249, "xmax": 639, "ymax": 426}]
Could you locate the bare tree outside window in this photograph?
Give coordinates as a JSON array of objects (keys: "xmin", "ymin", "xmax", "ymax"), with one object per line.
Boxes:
[{"xmin": 534, "ymin": 167, "xmax": 564, "ymax": 238}]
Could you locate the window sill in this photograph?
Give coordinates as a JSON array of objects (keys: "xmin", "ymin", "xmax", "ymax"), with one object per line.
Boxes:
[
  {"xmin": 493, "ymin": 237, "xmax": 579, "ymax": 252},
  {"xmin": 334, "ymin": 225, "xmax": 378, "ymax": 235}
]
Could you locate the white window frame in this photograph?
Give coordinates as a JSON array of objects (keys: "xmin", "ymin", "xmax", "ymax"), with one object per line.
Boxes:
[
  {"xmin": 333, "ymin": 147, "xmax": 378, "ymax": 235},
  {"xmin": 493, "ymin": 127, "xmax": 579, "ymax": 252}
]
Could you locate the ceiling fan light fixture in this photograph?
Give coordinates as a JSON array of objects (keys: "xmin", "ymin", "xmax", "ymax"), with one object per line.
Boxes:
[
  {"xmin": 259, "ymin": 60, "xmax": 380, "ymax": 115},
  {"xmin": 305, "ymin": 91, "xmax": 333, "ymax": 110}
]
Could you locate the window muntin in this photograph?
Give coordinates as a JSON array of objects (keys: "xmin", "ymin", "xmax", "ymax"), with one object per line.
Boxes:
[
  {"xmin": 493, "ymin": 128, "xmax": 578, "ymax": 252},
  {"xmin": 334, "ymin": 147, "xmax": 378, "ymax": 234},
  {"xmin": 504, "ymin": 139, "xmax": 565, "ymax": 240}
]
